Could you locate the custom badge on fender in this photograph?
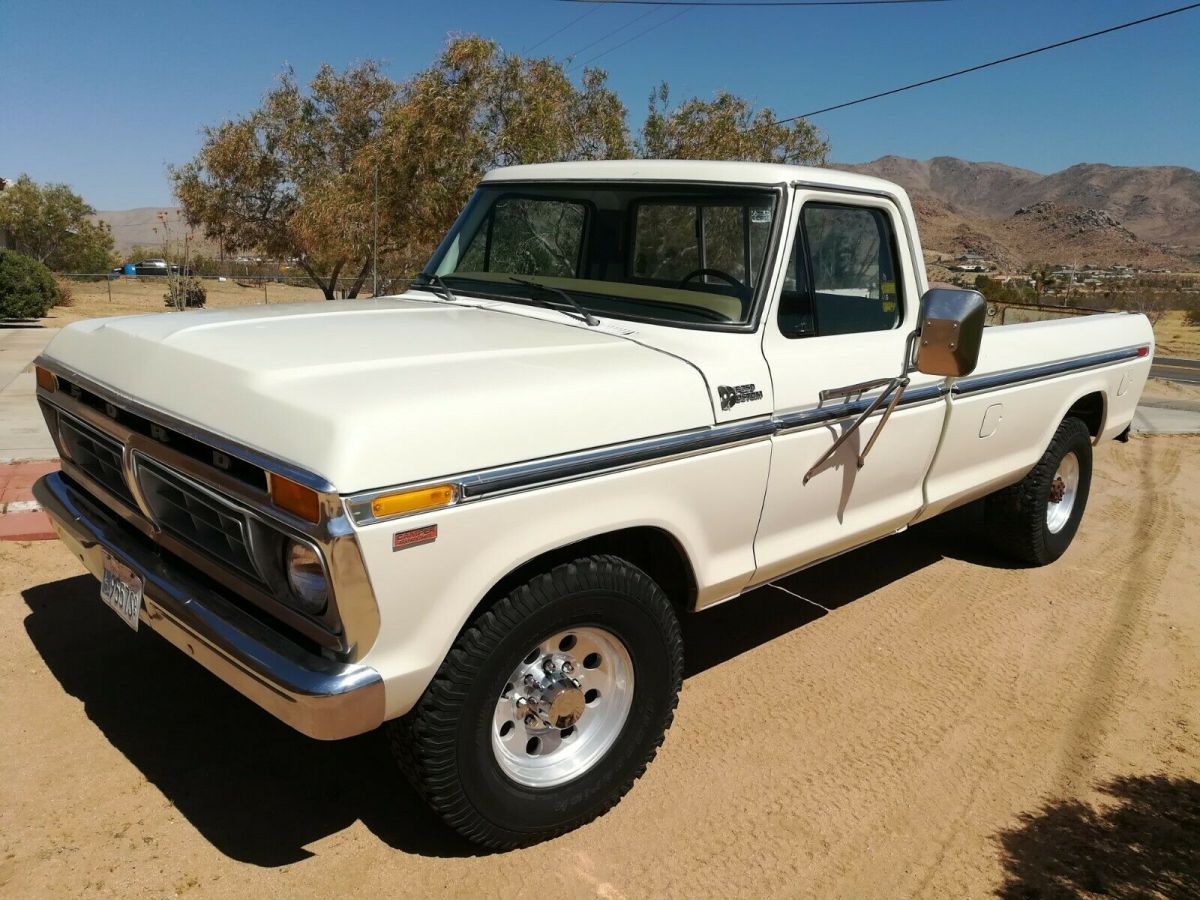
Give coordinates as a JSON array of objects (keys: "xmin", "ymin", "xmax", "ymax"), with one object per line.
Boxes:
[
  {"xmin": 393, "ymin": 524, "xmax": 438, "ymax": 552},
  {"xmin": 717, "ymin": 383, "xmax": 763, "ymax": 410}
]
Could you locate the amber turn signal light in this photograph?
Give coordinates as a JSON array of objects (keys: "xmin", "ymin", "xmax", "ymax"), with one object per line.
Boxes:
[
  {"xmin": 370, "ymin": 484, "xmax": 457, "ymax": 520},
  {"xmin": 35, "ymin": 366, "xmax": 57, "ymax": 392},
  {"xmin": 270, "ymin": 474, "xmax": 321, "ymax": 523}
]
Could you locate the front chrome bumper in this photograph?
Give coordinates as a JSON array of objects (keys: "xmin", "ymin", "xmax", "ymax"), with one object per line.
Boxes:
[{"xmin": 34, "ymin": 472, "xmax": 385, "ymax": 740}]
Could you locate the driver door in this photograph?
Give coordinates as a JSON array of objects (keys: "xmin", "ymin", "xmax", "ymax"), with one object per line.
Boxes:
[{"xmin": 751, "ymin": 191, "xmax": 946, "ymax": 584}]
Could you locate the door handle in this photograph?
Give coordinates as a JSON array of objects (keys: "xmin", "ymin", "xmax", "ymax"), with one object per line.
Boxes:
[{"xmin": 803, "ymin": 376, "xmax": 909, "ymax": 484}]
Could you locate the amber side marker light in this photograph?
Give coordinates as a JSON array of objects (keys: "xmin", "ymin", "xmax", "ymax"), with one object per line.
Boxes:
[
  {"xmin": 35, "ymin": 366, "xmax": 57, "ymax": 392},
  {"xmin": 270, "ymin": 474, "xmax": 322, "ymax": 523},
  {"xmin": 371, "ymin": 484, "xmax": 457, "ymax": 520}
]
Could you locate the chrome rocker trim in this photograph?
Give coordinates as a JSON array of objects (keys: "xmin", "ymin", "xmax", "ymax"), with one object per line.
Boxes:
[{"xmin": 34, "ymin": 472, "xmax": 385, "ymax": 741}]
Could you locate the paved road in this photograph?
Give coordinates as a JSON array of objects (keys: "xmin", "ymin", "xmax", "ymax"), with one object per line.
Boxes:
[
  {"xmin": 1151, "ymin": 355, "xmax": 1200, "ymax": 385},
  {"xmin": 0, "ymin": 326, "xmax": 58, "ymax": 462}
]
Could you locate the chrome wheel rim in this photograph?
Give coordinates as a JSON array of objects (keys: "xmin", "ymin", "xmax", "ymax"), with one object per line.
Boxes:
[
  {"xmin": 1046, "ymin": 451, "xmax": 1080, "ymax": 534},
  {"xmin": 491, "ymin": 626, "xmax": 634, "ymax": 788}
]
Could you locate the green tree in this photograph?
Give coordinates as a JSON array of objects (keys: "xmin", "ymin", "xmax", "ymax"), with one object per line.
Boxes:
[
  {"xmin": 367, "ymin": 37, "xmax": 631, "ymax": 278},
  {"xmin": 639, "ymin": 83, "xmax": 828, "ymax": 164},
  {"xmin": 0, "ymin": 251, "xmax": 61, "ymax": 318},
  {"xmin": 171, "ymin": 37, "xmax": 833, "ymax": 297},
  {"xmin": 171, "ymin": 61, "xmax": 400, "ymax": 299},
  {"xmin": 0, "ymin": 176, "xmax": 115, "ymax": 272}
]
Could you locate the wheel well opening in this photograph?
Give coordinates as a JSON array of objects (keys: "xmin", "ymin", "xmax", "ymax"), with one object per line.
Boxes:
[
  {"xmin": 479, "ymin": 527, "xmax": 698, "ymax": 621},
  {"xmin": 1066, "ymin": 391, "xmax": 1105, "ymax": 438}
]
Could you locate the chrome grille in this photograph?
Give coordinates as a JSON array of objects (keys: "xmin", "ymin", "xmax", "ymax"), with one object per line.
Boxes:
[
  {"xmin": 58, "ymin": 416, "xmax": 135, "ymax": 506},
  {"xmin": 136, "ymin": 458, "xmax": 261, "ymax": 581}
]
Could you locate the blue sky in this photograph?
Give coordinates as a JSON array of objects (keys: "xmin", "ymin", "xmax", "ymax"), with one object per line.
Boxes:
[{"xmin": 2, "ymin": 0, "xmax": 1198, "ymax": 210}]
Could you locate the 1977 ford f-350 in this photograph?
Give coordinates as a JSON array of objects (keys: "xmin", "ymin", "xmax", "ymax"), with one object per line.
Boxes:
[{"xmin": 32, "ymin": 161, "xmax": 1153, "ymax": 848}]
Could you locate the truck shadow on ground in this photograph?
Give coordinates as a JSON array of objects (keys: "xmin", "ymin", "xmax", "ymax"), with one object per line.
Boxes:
[
  {"xmin": 21, "ymin": 516, "xmax": 1010, "ymax": 865},
  {"xmin": 993, "ymin": 774, "xmax": 1200, "ymax": 898},
  {"xmin": 682, "ymin": 510, "xmax": 1017, "ymax": 677}
]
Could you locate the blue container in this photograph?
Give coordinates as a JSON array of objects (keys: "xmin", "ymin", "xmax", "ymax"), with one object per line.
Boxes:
[{"xmin": 123, "ymin": 263, "xmax": 137, "ymax": 276}]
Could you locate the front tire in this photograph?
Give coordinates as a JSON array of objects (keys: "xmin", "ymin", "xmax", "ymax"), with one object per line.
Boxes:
[
  {"xmin": 389, "ymin": 554, "xmax": 683, "ymax": 849},
  {"xmin": 986, "ymin": 416, "xmax": 1093, "ymax": 565}
]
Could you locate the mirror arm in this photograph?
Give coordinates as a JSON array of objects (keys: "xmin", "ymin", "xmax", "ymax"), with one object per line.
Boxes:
[
  {"xmin": 803, "ymin": 329, "xmax": 920, "ymax": 485},
  {"xmin": 856, "ymin": 376, "xmax": 909, "ymax": 469},
  {"xmin": 803, "ymin": 375, "xmax": 906, "ymax": 485}
]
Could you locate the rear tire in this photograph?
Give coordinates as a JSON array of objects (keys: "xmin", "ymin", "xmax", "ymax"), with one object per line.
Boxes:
[
  {"xmin": 388, "ymin": 554, "xmax": 683, "ymax": 849},
  {"xmin": 986, "ymin": 416, "xmax": 1093, "ymax": 566}
]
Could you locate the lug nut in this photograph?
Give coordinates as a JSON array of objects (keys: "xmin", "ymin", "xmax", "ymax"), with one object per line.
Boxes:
[
  {"xmin": 515, "ymin": 697, "xmax": 528, "ymax": 710},
  {"xmin": 523, "ymin": 674, "xmax": 537, "ymax": 688},
  {"xmin": 542, "ymin": 658, "xmax": 556, "ymax": 674},
  {"xmin": 561, "ymin": 661, "xmax": 575, "ymax": 674}
]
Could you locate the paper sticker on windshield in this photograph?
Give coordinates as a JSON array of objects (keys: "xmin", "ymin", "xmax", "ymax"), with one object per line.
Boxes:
[
  {"xmin": 881, "ymin": 281, "xmax": 896, "ymax": 296},
  {"xmin": 750, "ymin": 209, "xmax": 772, "ymax": 225}
]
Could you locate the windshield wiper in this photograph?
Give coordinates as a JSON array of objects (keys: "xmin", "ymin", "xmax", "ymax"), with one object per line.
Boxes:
[
  {"xmin": 505, "ymin": 276, "xmax": 600, "ymax": 327},
  {"xmin": 412, "ymin": 272, "xmax": 458, "ymax": 303}
]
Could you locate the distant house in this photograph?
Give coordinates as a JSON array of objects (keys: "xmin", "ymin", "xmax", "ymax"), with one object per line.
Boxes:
[{"xmin": 950, "ymin": 252, "xmax": 991, "ymax": 273}]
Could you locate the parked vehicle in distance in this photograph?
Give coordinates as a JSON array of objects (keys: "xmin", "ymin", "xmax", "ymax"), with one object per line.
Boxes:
[
  {"xmin": 109, "ymin": 258, "xmax": 182, "ymax": 277},
  {"xmin": 33, "ymin": 160, "xmax": 1153, "ymax": 848}
]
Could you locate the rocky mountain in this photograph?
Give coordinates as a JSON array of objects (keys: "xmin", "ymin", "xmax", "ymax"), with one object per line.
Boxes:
[
  {"xmin": 90, "ymin": 207, "xmax": 208, "ymax": 254},
  {"xmin": 838, "ymin": 156, "xmax": 1200, "ymax": 268}
]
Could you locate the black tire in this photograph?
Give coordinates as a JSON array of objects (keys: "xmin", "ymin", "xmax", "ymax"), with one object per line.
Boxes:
[
  {"xmin": 388, "ymin": 554, "xmax": 683, "ymax": 849},
  {"xmin": 986, "ymin": 416, "xmax": 1093, "ymax": 566}
]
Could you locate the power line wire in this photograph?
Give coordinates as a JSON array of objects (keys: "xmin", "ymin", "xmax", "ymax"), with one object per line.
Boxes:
[
  {"xmin": 524, "ymin": 4, "xmax": 602, "ymax": 53},
  {"xmin": 780, "ymin": 1, "xmax": 1200, "ymax": 122},
  {"xmin": 576, "ymin": 5, "xmax": 693, "ymax": 67},
  {"xmin": 553, "ymin": 0, "xmax": 949, "ymax": 6},
  {"xmin": 564, "ymin": 6, "xmax": 661, "ymax": 62}
]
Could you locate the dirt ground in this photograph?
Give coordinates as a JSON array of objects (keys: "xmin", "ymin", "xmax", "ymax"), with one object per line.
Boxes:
[
  {"xmin": 1, "ymin": 436, "xmax": 1198, "ymax": 898},
  {"xmin": 44, "ymin": 278, "xmax": 326, "ymax": 327},
  {"xmin": 1154, "ymin": 310, "xmax": 1200, "ymax": 359},
  {"xmin": 1143, "ymin": 376, "xmax": 1200, "ymax": 403}
]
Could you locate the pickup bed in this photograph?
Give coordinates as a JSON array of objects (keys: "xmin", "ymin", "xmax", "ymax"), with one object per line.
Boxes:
[{"xmin": 33, "ymin": 160, "xmax": 1153, "ymax": 848}]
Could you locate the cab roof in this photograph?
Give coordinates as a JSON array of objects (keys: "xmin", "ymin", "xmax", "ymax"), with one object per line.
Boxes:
[{"xmin": 481, "ymin": 159, "xmax": 907, "ymax": 197}]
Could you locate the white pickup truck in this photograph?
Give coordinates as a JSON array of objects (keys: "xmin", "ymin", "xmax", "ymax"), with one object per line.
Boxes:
[{"xmin": 33, "ymin": 161, "xmax": 1153, "ymax": 848}]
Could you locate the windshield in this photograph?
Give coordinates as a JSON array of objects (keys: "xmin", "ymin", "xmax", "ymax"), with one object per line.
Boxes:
[{"xmin": 423, "ymin": 182, "xmax": 780, "ymax": 328}]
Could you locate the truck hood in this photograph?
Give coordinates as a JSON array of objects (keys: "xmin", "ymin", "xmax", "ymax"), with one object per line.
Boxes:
[{"xmin": 41, "ymin": 297, "xmax": 715, "ymax": 492}]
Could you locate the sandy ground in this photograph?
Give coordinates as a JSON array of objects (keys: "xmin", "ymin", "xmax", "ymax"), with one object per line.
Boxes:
[
  {"xmin": 1143, "ymin": 377, "xmax": 1200, "ymax": 403},
  {"xmin": 1, "ymin": 436, "xmax": 1198, "ymax": 898},
  {"xmin": 44, "ymin": 278, "xmax": 327, "ymax": 327},
  {"xmin": 1154, "ymin": 310, "xmax": 1200, "ymax": 359}
]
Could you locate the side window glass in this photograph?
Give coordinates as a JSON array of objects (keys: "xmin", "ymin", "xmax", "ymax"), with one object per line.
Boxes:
[
  {"xmin": 778, "ymin": 228, "xmax": 813, "ymax": 337},
  {"xmin": 457, "ymin": 198, "xmax": 585, "ymax": 276},
  {"xmin": 778, "ymin": 204, "xmax": 902, "ymax": 338}
]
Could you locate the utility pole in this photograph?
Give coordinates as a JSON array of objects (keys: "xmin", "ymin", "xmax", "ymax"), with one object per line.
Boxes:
[{"xmin": 372, "ymin": 162, "xmax": 379, "ymax": 298}]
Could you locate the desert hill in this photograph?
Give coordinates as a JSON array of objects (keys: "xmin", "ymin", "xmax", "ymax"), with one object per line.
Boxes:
[{"xmin": 838, "ymin": 156, "xmax": 1200, "ymax": 268}]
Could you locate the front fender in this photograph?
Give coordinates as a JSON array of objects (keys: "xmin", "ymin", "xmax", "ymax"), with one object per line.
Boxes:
[{"xmin": 351, "ymin": 440, "xmax": 771, "ymax": 719}]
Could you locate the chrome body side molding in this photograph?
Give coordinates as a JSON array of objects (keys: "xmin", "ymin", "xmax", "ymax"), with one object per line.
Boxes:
[
  {"xmin": 951, "ymin": 346, "xmax": 1144, "ymax": 396},
  {"xmin": 346, "ymin": 344, "xmax": 1142, "ymax": 526}
]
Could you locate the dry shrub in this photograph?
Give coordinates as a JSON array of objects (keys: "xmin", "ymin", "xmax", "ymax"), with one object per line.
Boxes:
[{"xmin": 52, "ymin": 276, "xmax": 75, "ymax": 307}]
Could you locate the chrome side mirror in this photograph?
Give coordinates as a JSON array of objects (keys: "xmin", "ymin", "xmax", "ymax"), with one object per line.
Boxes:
[{"xmin": 915, "ymin": 288, "xmax": 986, "ymax": 377}]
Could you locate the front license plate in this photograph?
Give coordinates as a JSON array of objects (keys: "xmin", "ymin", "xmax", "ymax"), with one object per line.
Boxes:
[{"xmin": 99, "ymin": 552, "xmax": 143, "ymax": 631}]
